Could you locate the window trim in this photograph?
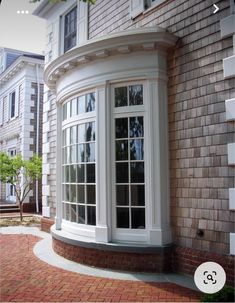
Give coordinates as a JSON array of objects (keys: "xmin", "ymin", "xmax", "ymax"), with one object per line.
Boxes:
[
  {"xmin": 144, "ymin": 0, "xmax": 167, "ymax": 15},
  {"xmin": 9, "ymin": 90, "xmax": 16, "ymax": 120}
]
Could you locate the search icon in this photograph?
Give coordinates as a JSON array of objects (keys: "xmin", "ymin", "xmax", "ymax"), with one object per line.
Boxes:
[{"xmin": 207, "ymin": 274, "xmax": 214, "ymax": 281}]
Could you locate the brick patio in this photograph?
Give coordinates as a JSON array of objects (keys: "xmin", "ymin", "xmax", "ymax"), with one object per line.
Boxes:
[{"xmin": 0, "ymin": 233, "xmax": 201, "ymax": 302}]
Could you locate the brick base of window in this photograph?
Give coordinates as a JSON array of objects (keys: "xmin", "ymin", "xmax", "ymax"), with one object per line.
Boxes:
[
  {"xmin": 172, "ymin": 246, "xmax": 235, "ymax": 286},
  {"xmin": 52, "ymin": 237, "xmax": 173, "ymax": 272},
  {"xmin": 41, "ymin": 217, "xmax": 54, "ymax": 233}
]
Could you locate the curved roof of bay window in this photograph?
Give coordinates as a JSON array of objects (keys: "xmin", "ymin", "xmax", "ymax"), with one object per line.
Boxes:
[{"xmin": 44, "ymin": 27, "xmax": 178, "ymax": 89}]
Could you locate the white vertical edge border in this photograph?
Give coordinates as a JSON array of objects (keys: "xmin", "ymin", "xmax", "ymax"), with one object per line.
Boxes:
[{"xmin": 230, "ymin": 233, "xmax": 235, "ymax": 255}]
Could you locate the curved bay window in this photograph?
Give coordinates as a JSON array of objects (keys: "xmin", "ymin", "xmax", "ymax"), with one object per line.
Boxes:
[{"xmin": 62, "ymin": 92, "xmax": 96, "ymax": 226}]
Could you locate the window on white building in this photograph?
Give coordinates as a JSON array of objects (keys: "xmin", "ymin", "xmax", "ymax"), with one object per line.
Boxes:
[
  {"xmin": 64, "ymin": 6, "xmax": 77, "ymax": 52},
  {"xmin": 9, "ymin": 91, "xmax": 16, "ymax": 119}
]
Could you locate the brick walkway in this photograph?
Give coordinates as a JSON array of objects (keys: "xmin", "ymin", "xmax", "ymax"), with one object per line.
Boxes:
[{"xmin": 0, "ymin": 234, "xmax": 201, "ymax": 302}]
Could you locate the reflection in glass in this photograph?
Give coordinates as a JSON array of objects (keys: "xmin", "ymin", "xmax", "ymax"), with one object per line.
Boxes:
[
  {"xmin": 70, "ymin": 185, "xmax": 76, "ymax": 202},
  {"xmin": 78, "ymin": 95, "xmax": 85, "ymax": 114},
  {"xmin": 129, "ymin": 85, "xmax": 143, "ymax": 106},
  {"xmin": 77, "ymin": 164, "xmax": 85, "ymax": 183},
  {"xmin": 115, "ymin": 87, "xmax": 127, "ymax": 107},
  {"xmin": 63, "ymin": 104, "xmax": 67, "ymax": 121},
  {"xmin": 130, "ymin": 139, "xmax": 144, "ymax": 160},
  {"xmin": 78, "ymin": 205, "xmax": 85, "ymax": 224},
  {"xmin": 66, "ymin": 128, "xmax": 70, "ymax": 146},
  {"xmin": 78, "ymin": 124, "xmax": 86, "ymax": 142},
  {"xmin": 86, "ymin": 93, "xmax": 95, "ymax": 112},
  {"xmin": 87, "ymin": 185, "xmax": 96, "ymax": 204},
  {"xmin": 115, "ymin": 118, "xmax": 128, "ymax": 138},
  {"xmin": 71, "ymin": 204, "xmax": 77, "ymax": 222},
  {"xmin": 66, "ymin": 102, "xmax": 71, "ymax": 119},
  {"xmin": 131, "ymin": 185, "xmax": 145, "ymax": 206},
  {"xmin": 131, "ymin": 162, "xmax": 144, "ymax": 183},
  {"xmin": 116, "ymin": 163, "xmax": 128, "ymax": 183},
  {"xmin": 87, "ymin": 164, "xmax": 95, "ymax": 183},
  {"xmin": 77, "ymin": 185, "xmax": 85, "ymax": 203},
  {"xmin": 62, "ymin": 130, "xmax": 66, "ymax": 146},
  {"xmin": 70, "ymin": 125, "xmax": 77, "ymax": 144},
  {"xmin": 65, "ymin": 185, "xmax": 70, "ymax": 201},
  {"xmin": 116, "ymin": 185, "xmax": 129, "ymax": 205},
  {"xmin": 131, "ymin": 208, "xmax": 145, "ymax": 229},
  {"xmin": 116, "ymin": 140, "xmax": 128, "ymax": 161},
  {"xmin": 70, "ymin": 145, "xmax": 77, "ymax": 163},
  {"xmin": 65, "ymin": 147, "xmax": 70, "ymax": 164},
  {"xmin": 77, "ymin": 144, "xmax": 85, "ymax": 163},
  {"xmin": 130, "ymin": 117, "xmax": 144, "ymax": 138},
  {"xmin": 117, "ymin": 208, "xmax": 129, "ymax": 228},
  {"xmin": 71, "ymin": 98, "xmax": 77, "ymax": 116},
  {"xmin": 65, "ymin": 203, "xmax": 70, "ymax": 220},
  {"xmin": 70, "ymin": 164, "xmax": 76, "ymax": 183},
  {"xmin": 86, "ymin": 143, "xmax": 95, "ymax": 162},
  {"xmin": 87, "ymin": 206, "xmax": 96, "ymax": 225},
  {"xmin": 65, "ymin": 165, "xmax": 70, "ymax": 182},
  {"xmin": 86, "ymin": 122, "xmax": 95, "ymax": 142}
]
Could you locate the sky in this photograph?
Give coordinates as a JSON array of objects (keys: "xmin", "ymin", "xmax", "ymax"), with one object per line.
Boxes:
[{"xmin": 0, "ymin": 0, "xmax": 46, "ymax": 54}]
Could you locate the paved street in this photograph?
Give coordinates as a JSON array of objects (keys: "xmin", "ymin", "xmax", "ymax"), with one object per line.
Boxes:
[{"xmin": 0, "ymin": 231, "xmax": 200, "ymax": 302}]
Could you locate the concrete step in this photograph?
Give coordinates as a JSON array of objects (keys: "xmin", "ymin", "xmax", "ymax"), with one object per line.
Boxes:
[{"xmin": 0, "ymin": 205, "xmax": 20, "ymax": 213}]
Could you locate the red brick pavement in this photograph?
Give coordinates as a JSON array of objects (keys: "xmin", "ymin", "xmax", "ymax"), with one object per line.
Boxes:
[{"xmin": 0, "ymin": 234, "xmax": 201, "ymax": 302}]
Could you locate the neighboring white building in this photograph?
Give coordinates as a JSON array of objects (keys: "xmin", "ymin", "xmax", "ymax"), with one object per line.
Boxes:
[{"xmin": 0, "ymin": 47, "xmax": 44, "ymax": 212}]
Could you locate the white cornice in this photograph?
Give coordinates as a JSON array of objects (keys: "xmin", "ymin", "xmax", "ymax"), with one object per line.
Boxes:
[{"xmin": 44, "ymin": 27, "xmax": 178, "ymax": 90}]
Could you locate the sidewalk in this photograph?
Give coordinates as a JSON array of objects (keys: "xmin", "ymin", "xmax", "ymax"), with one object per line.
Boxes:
[{"xmin": 0, "ymin": 226, "xmax": 201, "ymax": 302}]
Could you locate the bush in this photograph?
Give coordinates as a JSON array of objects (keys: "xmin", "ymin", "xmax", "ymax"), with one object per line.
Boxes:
[{"xmin": 201, "ymin": 285, "xmax": 235, "ymax": 302}]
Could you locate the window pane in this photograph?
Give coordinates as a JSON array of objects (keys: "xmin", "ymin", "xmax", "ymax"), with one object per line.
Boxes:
[
  {"xmin": 70, "ymin": 125, "xmax": 77, "ymax": 144},
  {"xmin": 130, "ymin": 162, "xmax": 144, "ymax": 183},
  {"xmin": 86, "ymin": 93, "xmax": 95, "ymax": 112},
  {"xmin": 116, "ymin": 162, "xmax": 128, "ymax": 183},
  {"xmin": 87, "ymin": 185, "xmax": 96, "ymax": 204},
  {"xmin": 65, "ymin": 185, "xmax": 70, "ymax": 201},
  {"xmin": 65, "ymin": 203, "xmax": 70, "ymax": 221},
  {"xmin": 115, "ymin": 87, "xmax": 127, "ymax": 107},
  {"xmin": 70, "ymin": 164, "xmax": 76, "ymax": 183},
  {"xmin": 130, "ymin": 117, "xmax": 144, "ymax": 138},
  {"xmin": 115, "ymin": 118, "xmax": 128, "ymax": 138},
  {"xmin": 131, "ymin": 185, "xmax": 145, "ymax": 206},
  {"xmin": 71, "ymin": 204, "xmax": 77, "ymax": 222},
  {"xmin": 78, "ymin": 205, "xmax": 85, "ymax": 224},
  {"xmin": 77, "ymin": 185, "xmax": 85, "ymax": 203},
  {"xmin": 131, "ymin": 208, "xmax": 145, "ymax": 229},
  {"xmin": 77, "ymin": 164, "xmax": 85, "ymax": 183},
  {"xmin": 116, "ymin": 140, "xmax": 128, "ymax": 161},
  {"xmin": 70, "ymin": 145, "xmax": 77, "ymax": 163},
  {"xmin": 87, "ymin": 206, "xmax": 96, "ymax": 225},
  {"xmin": 66, "ymin": 102, "xmax": 71, "ymax": 119},
  {"xmin": 77, "ymin": 144, "xmax": 85, "ymax": 163},
  {"xmin": 66, "ymin": 128, "xmax": 70, "ymax": 146},
  {"xmin": 78, "ymin": 95, "xmax": 85, "ymax": 114},
  {"xmin": 63, "ymin": 104, "xmax": 67, "ymax": 121},
  {"xmin": 86, "ymin": 122, "xmax": 95, "ymax": 142},
  {"xmin": 71, "ymin": 98, "xmax": 77, "ymax": 117},
  {"xmin": 130, "ymin": 139, "xmax": 144, "ymax": 160},
  {"xmin": 87, "ymin": 164, "xmax": 95, "ymax": 183},
  {"xmin": 129, "ymin": 85, "xmax": 143, "ymax": 106},
  {"xmin": 78, "ymin": 124, "xmax": 86, "ymax": 143},
  {"xmin": 86, "ymin": 143, "xmax": 95, "ymax": 162},
  {"xmin": 65, "ymin": 166, "xmax": 70, "ymax": 182},
  {"xmin": 117, "ymin": 208, "xmax": 129, "ymax": 228},
  {"xmin": 116, "ymin": 185, "xmax": 129, "ymax": 206},
  {"xmin": 70, "ymin": 185, "xmax": 76, "ymax": 202}
]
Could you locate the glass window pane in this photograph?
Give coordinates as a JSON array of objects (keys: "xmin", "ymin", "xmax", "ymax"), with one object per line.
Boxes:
[
  {"xmin": 86, "ymin": 93, "xmax": 95, "ymax": 112},
  {"xmin": 71, "ymin": 204, "xmax": 77, "ymax": 222},
  {"xmin": 77, "ymin": 144, "xmax": 85, "ymax": 163},
  {"xmin": 86, "ymin": 122, "xmax": 95, "ymax": 142},
  {"xmin": 65, "ymin": 147, "xmax": 70, "ymax": 164},
  {"xmin": 70, "ymin": 125, "xmax": 77, "ymax": 144},
  {"xmin": 115, "ymin": 118, "xmax": 128, "ymax": 139},
  {"xmin": 87, "ymin": 185, "xmax": 96, "ymax": 204},
  {"xmin": 87, "ymin": 206, "xmax": 96, "ymax": 225},
  {"xmin": 78, "ymin": 205, "xmax": 85, "ymax": 224},
  {"xmin": 62, "ymin": 130, "xmax": 66, "ymax": 146},
  {"xmin": 65, "ymin": 203, "xmax": 70, "ymax": 220},
  {"xmin": 115, "ymin": 87, "xmax": 127, "ymax": 107},
  {"xmin": 87, "ymin": 164, "xmax": 95, "ymax": 183},
  {"xmin": 131, "ymin": 162, "xmax": 144, "ymax": 183},
  {"xmin": 116, "ymin": 163, "xmax": 128, "ymax": 183},
  {"xmin": 62, "ymin": 185, "xmax": 66, "ymax": 201},
  {"xmin": 71, "ymin": 98, "xmax": 77, "ymax": 117},
  {"xmin": 70, "ymin": 185, "xmax": 76, "ymax": 202},
  {"xmin": 130, "ymin": 139, "xmax": 144, "ymax": 160},
  {"xmin": 129, "ymin": 85, "xmax": 143, "ymax": 106},
  {"xmin": 65, "ymin": 185, "xmax": 70, "ymax": 201},
  {"xmin": 77, "ymin": 185, "xmax": 85, "ymax": 203},
  {"xmin": 78, "ymin": 95, "xmax": 85, "ymax": 114},
  {"xmin": 65, "ymin": 165, "xmax": 70, "ymax": 182},
  {"xmin": 116, "ymin": 185, "xmax": 129, "ymax": 206},
  {"xmin": 131, "ymin": 185, "xmax": 145, "ymax": 206},
  {"xmin": 63, "ymin": 104, "xmax": 67, "ymax": 121},
  {"xmin": 70, "ymin": 145, "xmax": 77, "ymax": 163},
  {"xmin": 117, "ymin": 208, "xmax": 129, "ymax": 228},
  {"xmin": 78, "ymin": 124, "xmax": 86, "ymax": 142},
  {"xmin": 130, "ymin": 117, "xmax": 144, "ymax": 138},
  {"xmin": 131, "ymin": 208, "xmax": 145, "ymax": 229},
  {"xmin": 77, "ymin": 164, "xmax": 85, "ymax": 183},
  {"xmin": 86, "ymin": 143, "xmax": 95, "ymax": 162},
  {"xmin": 70, "ymin": 164, "xmax": 76, "ymax": 183},
  {"xmin": 116, "ymin": 140, "xmax": 128, "ymax": 161},
  {"xmin": 66, "ymin": 128, "xmax": 70, "ymax": 146},
  {"xmin": 66, "ymin": 102, "xmax": 71, "ymax": 119}
]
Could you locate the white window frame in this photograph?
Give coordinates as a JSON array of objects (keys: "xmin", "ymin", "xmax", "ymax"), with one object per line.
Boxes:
[{"xmin": 111, "ymin": 81, "xmax": 149, "ymax": 243}]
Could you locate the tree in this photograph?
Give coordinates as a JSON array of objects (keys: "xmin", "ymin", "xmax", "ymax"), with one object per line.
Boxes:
[
  {"xmin": 0, "ymin": 153, "xmax": 42, "ymax": 221},
  {"xmin": 30, "ymin": 0, "xmax": 96, "ymax": 4}
]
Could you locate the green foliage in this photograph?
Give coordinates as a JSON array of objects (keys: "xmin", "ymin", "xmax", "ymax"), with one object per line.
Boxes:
[
  {"xmin": 201, "ymin": 286, "xmax": 235, "ymax": 302},
  {"xmin": 30, "ymin": 0, "xmax": 96, "ymax": 4}
]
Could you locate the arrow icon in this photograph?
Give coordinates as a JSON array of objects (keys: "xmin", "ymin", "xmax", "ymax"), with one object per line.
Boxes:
[{"xmin": 213, "ymin": 4, "xmax": 219, "ymax": 14}]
